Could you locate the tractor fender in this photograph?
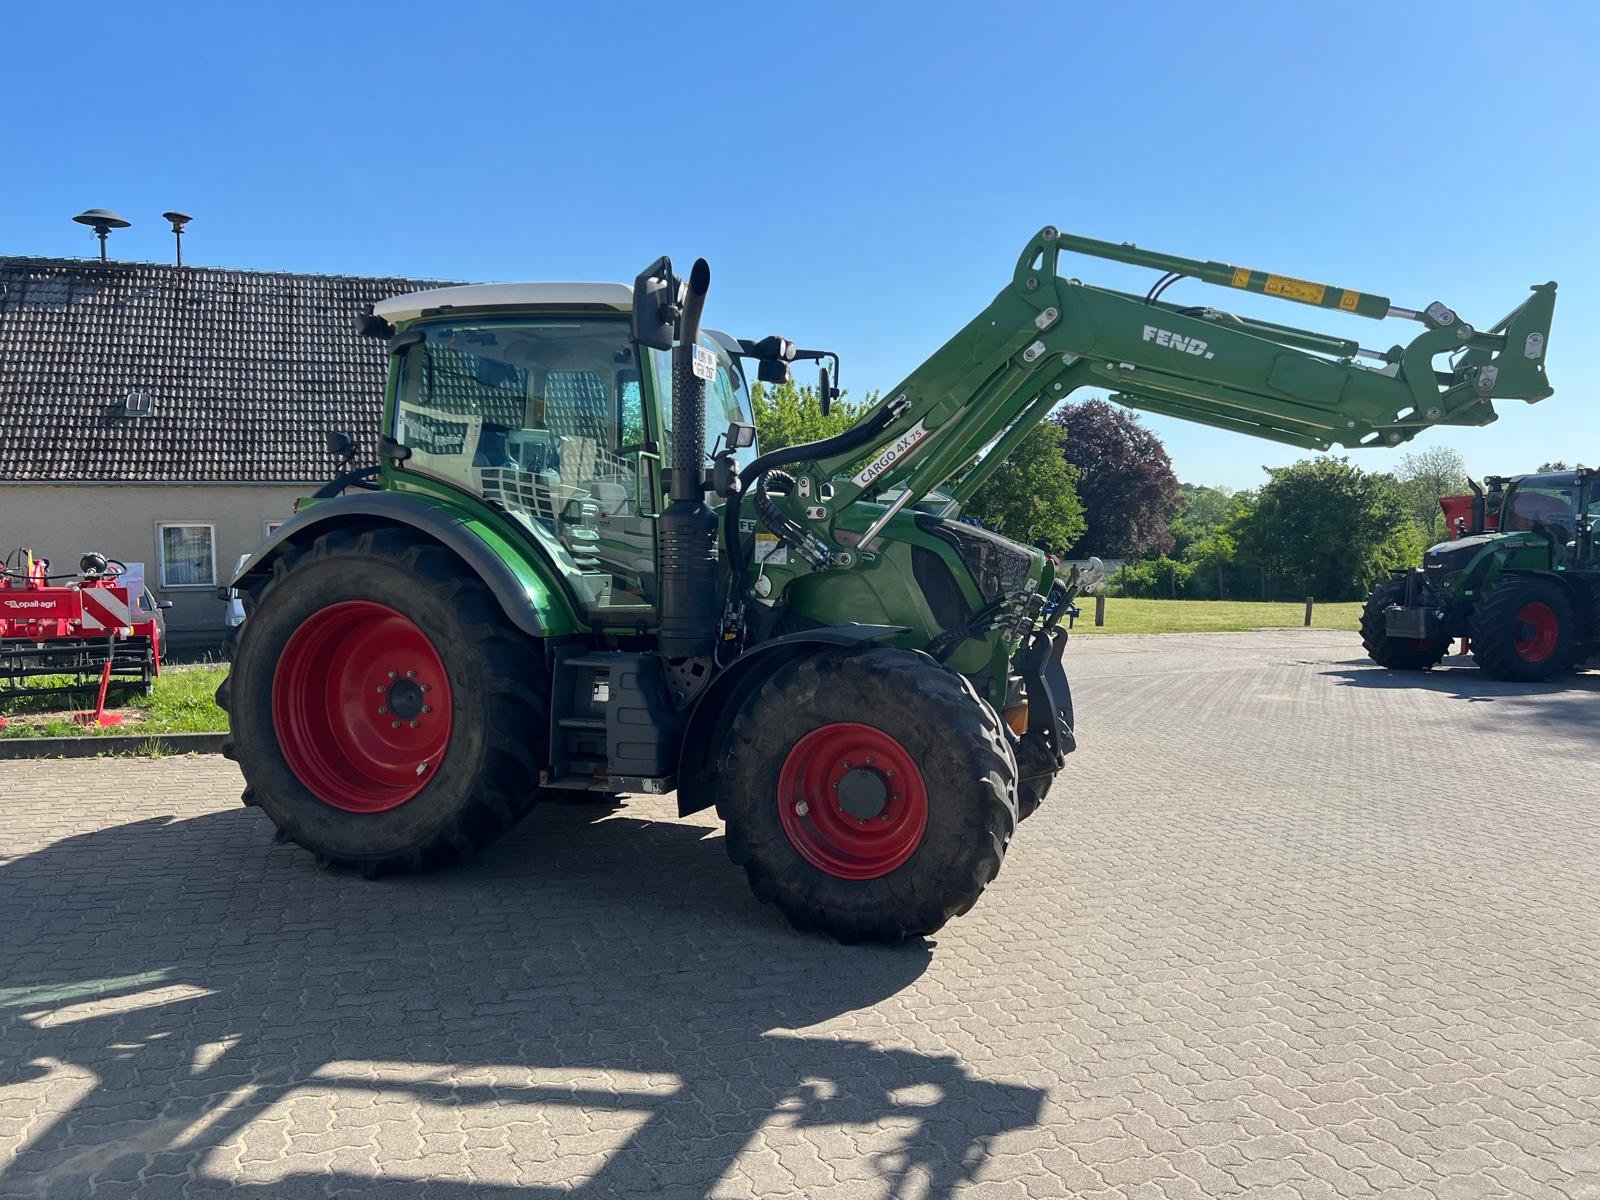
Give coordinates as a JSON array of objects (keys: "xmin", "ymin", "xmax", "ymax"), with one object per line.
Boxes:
[
  {"xmin": 230, "ymin": 492, "xmax": 556, "ymax": 639},
  {"xmin": 676, "ymin": 623, "xmax": 908, "ymax": 817}
]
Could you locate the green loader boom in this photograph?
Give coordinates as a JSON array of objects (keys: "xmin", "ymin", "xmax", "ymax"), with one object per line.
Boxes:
[{"xmin": 785, "ymin": 227, "xmax": 1556, "ymax": 539}]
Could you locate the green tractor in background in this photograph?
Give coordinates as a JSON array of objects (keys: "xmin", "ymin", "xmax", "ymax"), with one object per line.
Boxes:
[
  {"xmin": 220, "ymin": 228, "xmax": 1555, "ymax": 942},
  {"xmin": 1362, "ymin": 467, "xmax": 1597, "ymax": 680}
]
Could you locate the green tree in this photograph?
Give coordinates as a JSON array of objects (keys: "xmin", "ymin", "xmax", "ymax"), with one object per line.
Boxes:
[
  {"xmin": 963, "ymin": 424, "xmax": 1086, "ymax": 554},
  {"xmin": 1109, "ymin": 555, "xmax": 1195, "ymax": 599},
  {"xmin": 1233, "ymin": 458, "xmax": 1419, "ymax": 600},
  {"xmin": 1395, "ymin": 446, "xmax": 1468, "ymax": 542},
  {"xmin": 1052, "ymin": 400, "xmax": 1181, "ymax": 557},
  {"xmin": 1538, "ymin": 461, "xmax": 1571, "ymax": 472},
  {"xmin": 749, "ymin": 380, "xmax": 872, "ymax": 451},
  {"xmin": 1169, "ymin": 482, "xmax": 1235, "ymax": 557}
]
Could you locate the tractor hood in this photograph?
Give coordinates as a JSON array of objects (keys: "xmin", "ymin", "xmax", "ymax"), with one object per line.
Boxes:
[{"xmin": 1424, "ymin": 534, "xmax": 1499, "ymax": 575}]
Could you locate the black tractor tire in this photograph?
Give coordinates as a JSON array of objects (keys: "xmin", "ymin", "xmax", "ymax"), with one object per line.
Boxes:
[
  {"xmin": 1360, "ymin": 580, "xmax": 1449, "ymax": 671},
  {"xmin": 1014, "ymin": 731, "xmax": 1057, "ymax": 821},
  {"xmin": 713, "ymin": 646, "xmax": 1018, "ymax": 944},
  {"xmin": 218, "ymin": 527, "xmax": 549, "ymax": 875},
  {"xmin": 1470, "ymin": 576, "xmax": 1576, "ymax": 682}
]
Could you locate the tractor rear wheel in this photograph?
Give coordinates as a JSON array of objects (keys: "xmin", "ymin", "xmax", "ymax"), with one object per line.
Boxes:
[
  {"xmin": 1360, "ymin": 580, "xmax": 1449, "ymax": 670},
  {"xmin": 218, "ymin": 527, "xmax": 549, "ymax": 874},
  {"xmin": 713, "ymin": 646, "xmax": 1018, "ymax": 944},
  {"xmin": 1470, "ymin": 577, "xmax": 1575, "ymax": 681}
]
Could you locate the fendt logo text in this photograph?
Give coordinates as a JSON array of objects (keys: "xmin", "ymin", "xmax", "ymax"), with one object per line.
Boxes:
[{"xmin": 1142, "ymin": 325, "xmax": 1215, "ymax": 360}]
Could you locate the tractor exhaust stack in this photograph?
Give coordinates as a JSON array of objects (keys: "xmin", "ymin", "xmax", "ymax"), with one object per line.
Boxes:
[{"xmin": 657, "ymin": 258, "xmax": 720, "ymax": 661}]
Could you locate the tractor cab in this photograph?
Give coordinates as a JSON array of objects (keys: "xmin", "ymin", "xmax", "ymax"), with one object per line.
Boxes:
[
  {"xmin": 364, "ymin": 284, "xmax": 757, "ymax": 623},
  {"xmin": 1493, "ymin": 471, "xmax": 1591, "ymax": 564}
]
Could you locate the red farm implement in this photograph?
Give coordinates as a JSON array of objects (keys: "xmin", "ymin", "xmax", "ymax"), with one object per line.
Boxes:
[{"xmin": 0, "ymin": 550, "xmax": 167, "ymax": 727}]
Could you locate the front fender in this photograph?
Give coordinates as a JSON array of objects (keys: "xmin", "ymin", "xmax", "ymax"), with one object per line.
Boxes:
[
  {"xmin": 231, "ymin": 492, "xmax": 579, "ymax": 638},
  {"xmin": 676, "ymin": 623, "xmax": 908, "ymax": 817}
]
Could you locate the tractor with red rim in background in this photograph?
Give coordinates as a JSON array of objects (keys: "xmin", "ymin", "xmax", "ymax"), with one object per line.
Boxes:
[{"xmin": 1362, "ymin": 467, "xmax": 1597, "ymax": 680}]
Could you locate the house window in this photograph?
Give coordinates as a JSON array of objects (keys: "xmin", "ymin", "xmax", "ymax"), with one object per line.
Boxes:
[
  {"xmin": 263, "ymin": 519, "xmax": 286, "ymax": 537},
  {"xmin": 157, "ymin": 523, "xmax": 216, "ymax": 588}
]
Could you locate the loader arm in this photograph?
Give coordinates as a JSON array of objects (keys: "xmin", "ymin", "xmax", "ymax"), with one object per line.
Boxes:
[{"xmin": 778, "ymin": 227, "xmax": 1555, "ymax": 549}]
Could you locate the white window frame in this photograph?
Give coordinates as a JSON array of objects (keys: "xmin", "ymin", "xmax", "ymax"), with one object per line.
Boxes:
[
  {"xmin": 263, "ymin": 519, "xmax": 286, "ymax": 538},
  {"xmin": 155, "ymin": 522, "xmax": 218, "ymax": 589}
]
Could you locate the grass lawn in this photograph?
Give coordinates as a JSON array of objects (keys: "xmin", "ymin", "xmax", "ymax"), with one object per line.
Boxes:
[
  {"xmin": 1072, "ymin": 598, "xmax": 1364, "ymax": 636},
  {"xmin": 0, "ymin": 664, "xmax": 229, "ymax": 738}
]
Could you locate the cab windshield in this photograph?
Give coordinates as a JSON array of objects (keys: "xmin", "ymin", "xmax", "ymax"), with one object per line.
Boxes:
[{"xmin": 1501, "ymin": 473, "xmax": 1578, "ymax": 539}]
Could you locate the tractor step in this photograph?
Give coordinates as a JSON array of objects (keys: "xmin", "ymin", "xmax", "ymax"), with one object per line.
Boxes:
[
  {"xmin": 539, "ymin": 770, "xmax": 676, "ymax": 796},
  {"xmin": 547, "ymin": 647, "xmax": 682, "ymax": 786}
]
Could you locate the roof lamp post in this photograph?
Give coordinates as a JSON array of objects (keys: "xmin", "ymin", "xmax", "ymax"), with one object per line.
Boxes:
[
  {"xmin": 72, "ymin": 209, "xmax": 132, "ymax": 262},
  {"xmin": 162, "ymin": 211, "xmax": 192, "ymax": 266}
]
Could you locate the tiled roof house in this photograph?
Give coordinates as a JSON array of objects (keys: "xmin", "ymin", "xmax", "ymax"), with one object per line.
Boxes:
[{"xmin": 0, "ymin": 256, "xmax": 457, "ymax": 647}]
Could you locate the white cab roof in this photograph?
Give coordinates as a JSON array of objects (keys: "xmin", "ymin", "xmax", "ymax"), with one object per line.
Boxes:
[{"xmin": 372, "ymin": 282, "xmax": 632, "ymax": 323}]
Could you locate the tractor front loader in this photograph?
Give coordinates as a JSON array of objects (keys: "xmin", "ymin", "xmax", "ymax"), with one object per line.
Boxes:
[
  {"xmin": 1363, "ymin": 467, "xmax": 1596, "ymax": 680},
  {"xmin": 222, "ymin": 228, "xmax": 1556, "ymax": 941}
]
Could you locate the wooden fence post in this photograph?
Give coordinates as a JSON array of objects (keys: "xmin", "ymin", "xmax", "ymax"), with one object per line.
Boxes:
[
  {"xmin": 1094, "ymin": 594, "xmax": 1106, "ymax": 627},
  {"xmin": 1304, "ymin": 596, "xmax": 1314, "ymax": 627}
]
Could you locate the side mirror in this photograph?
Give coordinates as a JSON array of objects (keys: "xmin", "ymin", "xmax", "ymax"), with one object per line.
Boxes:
[
  {"xmin": 156, "ymin": 600, "xmax": 174, "ymax": 610},
  {"xmin": 724, "ymin": 421, "xmax": 756, "ymax": 450},
  {"xmin": 756, "ymin": 358, "xmax": 792, "ymax": 385},
  {"xmin": 327, "ymin": 431, "xmax": 358, "ymax": 465},
  {"xmin": 818, "ymin": 365, "xmax": 833, "ymax": 416},
  {"xmin": 631, "ymin": 256, "xmax": 680, "ymax": 351},
  {"xmin": 354, "ymin": 306, "xmax": 394, "ymax": 339}
]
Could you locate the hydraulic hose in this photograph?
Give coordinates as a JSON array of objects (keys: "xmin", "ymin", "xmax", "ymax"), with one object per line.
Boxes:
[{"xmin": 723, "ymin": 396, "xmax": 910, "ymax": 586}]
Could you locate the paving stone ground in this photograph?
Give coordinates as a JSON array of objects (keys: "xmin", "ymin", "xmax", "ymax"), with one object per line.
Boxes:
[{"xmin": 2, "ymin": 629, "xmax": 1598, "ymax": 1199}]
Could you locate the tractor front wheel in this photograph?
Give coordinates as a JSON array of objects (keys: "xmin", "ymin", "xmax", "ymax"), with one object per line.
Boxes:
[
  {"xmin": 714, "ymin": 646, "xmax": 1018, "ymax": 944},
  {"xmin": 219, "ymin": 527, "xmax": 549, "ymax": 874},
  {"xmin": 1360, "ymin": 580, "xmax": 1449, "ymax": 671},
  {"xmin": 1470, "ymin": 577, "xmax": 1575, "ymax": 681}
]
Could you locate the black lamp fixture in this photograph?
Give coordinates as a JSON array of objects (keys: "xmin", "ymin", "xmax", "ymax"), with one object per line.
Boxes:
[
  {"xmin": 162, "ymin": 211, "xmax": 193, "ymax": 266},
  {"xmin": 72, "ymin": 209, "xmax": 132, "ymax": 262}
]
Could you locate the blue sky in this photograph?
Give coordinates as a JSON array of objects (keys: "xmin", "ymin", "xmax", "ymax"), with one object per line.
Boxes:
[{"xmin": 6, "ymin": 1, "xmax": 1595, "ymax": 491}]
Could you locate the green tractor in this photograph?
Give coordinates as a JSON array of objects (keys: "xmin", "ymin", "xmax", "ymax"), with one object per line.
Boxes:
[
  {"xmin": 221, "ymin": 228, "xmax": 1555, "ymax": 941},
  {"xmin": 1363, "ymin": 467, "xmax": 1596, "ymax": 680}
]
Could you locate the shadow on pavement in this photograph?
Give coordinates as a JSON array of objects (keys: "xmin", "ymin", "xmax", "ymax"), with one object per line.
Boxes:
[
  {"xmin": 1322, "ymin": 659, "xmax": 1600, "ymax": 742},
  {"xmin": 0, "ymin": 801, "xmax": 1045, "ymax": 1198}
]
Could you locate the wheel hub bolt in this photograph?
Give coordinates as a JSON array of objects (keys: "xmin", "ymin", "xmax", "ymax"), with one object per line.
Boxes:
[
  {"xmin": 421, "ymin": 705, "xmax": 432, "ymax": 714},
  {"xmin": 795, "ymin": 801, "xmax": 810, "ymax": 816},
  {"xmin": 409, "ymin": 721, "xmax": 419, "ymax": 729},
  {"xmin": 391, "ymin": 720, "xmax": 401, "ymax": 729},
  {"xmin": 377, "ymin": 706, "xmax": 387, "ymax": 715},
  {"xmin": 388, "ymin": 670, "xmax": 397, "ymax": 679},
  {"xmin": 406, "ymin": 670, "xmax": 416, "ymax": 678}
]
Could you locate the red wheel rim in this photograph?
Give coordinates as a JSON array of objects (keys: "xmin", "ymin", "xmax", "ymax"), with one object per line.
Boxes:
[
  {"xmin": 776, "ymin": 722, "xmax": 928, "ymax": 880},
  {"xmin": 1513, "ymin": 601, "xmax": 1560, "ymax": 663},
  {"xmin": 271, "ymin": 601, "xmax": 453, "ymax": 813}
]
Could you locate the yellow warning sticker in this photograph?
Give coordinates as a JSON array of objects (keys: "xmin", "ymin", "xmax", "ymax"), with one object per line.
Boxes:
[
  {"xmin": 1338, "ymin": 289, "xmax": 1361, "ymax": 312},
  {"xmin": 1263, "ymin": 274, "xmax": 1327, "ymax": 304},
  {"xmin": 1231, "ymin": 267, "xmax": 1251, "ymax": 288}
]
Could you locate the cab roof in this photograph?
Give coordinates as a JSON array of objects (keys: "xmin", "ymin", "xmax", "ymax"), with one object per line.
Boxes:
[{"xmin": 372, "ymin": 282, "xmax": 632, "ymax": 323}]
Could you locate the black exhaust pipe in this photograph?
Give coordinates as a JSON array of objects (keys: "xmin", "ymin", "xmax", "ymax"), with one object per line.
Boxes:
[{"xmin": 657, "ymin": 259, "xmax": 719, "ymax": 660}]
